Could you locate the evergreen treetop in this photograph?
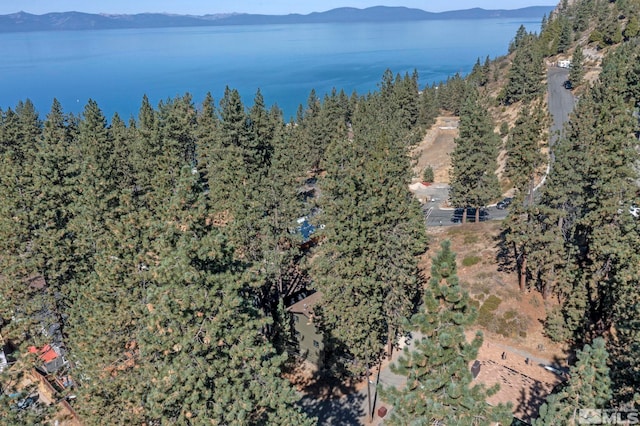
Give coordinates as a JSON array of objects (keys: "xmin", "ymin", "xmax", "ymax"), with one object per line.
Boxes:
[{"xmin": 382, "ymin": 240, "xmax": 512, "ymax": 425}]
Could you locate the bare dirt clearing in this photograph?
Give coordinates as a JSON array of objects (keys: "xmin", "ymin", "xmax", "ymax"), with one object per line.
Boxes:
[
  {"xmin": 424, "ymin": 222, "xmax": 567, "ymax": 361},
  {"xmin": 425, "ymin": 222, "xmax": 568, "ymax": 422},
  {"xmin": 411, "ymin": 116, "xmax": 458, "ymax": 183}
]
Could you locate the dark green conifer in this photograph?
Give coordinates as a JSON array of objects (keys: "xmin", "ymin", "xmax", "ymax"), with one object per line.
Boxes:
[
  {"xmin": 381, "ymin": 241, "xmax": 512, "ymax": 425},
  {"xmin": 509, "ymin": 24, "xmax": 529, "ymax": 53},
  {"xmin": 71, "ymin": 99, "xmax": 119, "ymax": 269},
  {"xmin": 569, "ymin": 46, "xmax": 586, "ymax": 87},
  {"xmin": 0, "ymin": 101, "xmax": 43, "ymax": 338},
  {"xmin": 312, "ymin": 83, "xmax": 427, "ymax": 380},
  {"xmin": 296, "ymin": 88, "xmax": 332, "ymax": 174},
  {"xmin": 130, "ymin": 94, "xmax": 162, "ymax": 210},
  {"xmin": 503, "ymin": 33, "xmax": 545, "ymax": 104},
  {"xmin": 449, "ymin": 89, "xmax": 501, "ymax": 222},
  {"xmin": 557, "ymin": 17, "xmax": 573, "ymax": 53},
  {"xmin": 137, "ymin": 167, "xmax": 312, "ymax": 425},
  {"xmin": 505, "ymin": 101, "xmax": 548, "ymax": 205},
  {"xmin": 418, "ymin": 84, "xmax": 438, "ymax": 128},
  {"xmin": 535, "ymin": 338, "xmax": 611, "ymax": 425},
  {"xmin": 28, "ymin": 99, "xmax": 80, "ymax": 309}
]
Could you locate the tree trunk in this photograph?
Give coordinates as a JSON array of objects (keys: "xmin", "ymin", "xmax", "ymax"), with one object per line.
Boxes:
[
  {"xmin": 542, "ymin": 265, "xmax": 556, "ymax": 300},
  {"xmin": 512, "ymin": 242, "xmax": 520, "ymax": 289},
  {"xmin": 513, "ymin": 242, "xmax": 526, "ymax": 293},
  {"xmin": 365, "ymin": 359, "xmax": 373, "ymax": 424},
  {"xmin": 520, "ymin": 255, "xmax": 527, "ymax": 293},
  {"xmin": 528, "ymin": 178, "xmax": 535, "ymax": 206},
  {"xmin": 542, "ymin": 281, "xmax": 549, "ymax": 300}
]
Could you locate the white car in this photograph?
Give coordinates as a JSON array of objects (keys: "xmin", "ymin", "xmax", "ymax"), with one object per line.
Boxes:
[{"xmin": 630, "ymin": 206, "xmax": 640, "ymax": 218}]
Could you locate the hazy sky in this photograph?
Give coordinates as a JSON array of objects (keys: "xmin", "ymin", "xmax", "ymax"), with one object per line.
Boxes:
[{"xmin": 1, "ymin": 1, "xmax": 558, "ymax": 15}]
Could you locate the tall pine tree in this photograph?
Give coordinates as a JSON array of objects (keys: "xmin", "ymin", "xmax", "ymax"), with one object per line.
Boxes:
[
  {"xmin": 449, "ymin": 89, "xmax": 501, "ymax": 223},
  {"xmin": 381, "ymin": 241, "xmax": 512, "ymax": 425},
  {"xmin": 535, "ymin": 338, "xmax": 612, "ymax": 425}
]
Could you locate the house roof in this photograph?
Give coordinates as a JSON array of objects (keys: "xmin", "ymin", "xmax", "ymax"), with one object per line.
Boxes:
[
  {"xmin": 29, "ymin": 344, "xmax": 60, "ymax": 363},
  {"xmin": 28, "ymin": 344, "xmax": 68, "ymax": 374},
  {"xmin": 286, "ymin": 291, "xmax": 322, "ymax": 318}
]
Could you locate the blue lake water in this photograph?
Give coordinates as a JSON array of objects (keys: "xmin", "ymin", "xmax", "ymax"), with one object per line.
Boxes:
[{"xmin": 0, "ymin": 19, "xmax": 542, "ymax": 120}]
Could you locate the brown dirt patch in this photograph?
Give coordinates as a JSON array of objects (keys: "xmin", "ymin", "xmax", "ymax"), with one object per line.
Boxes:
[
  {"xmin": 470, "ymin": 351, "xmax": 562, "ymax": 422},
  {"xmin": 412, "ymin": 114, "xmax": 515, "ymax": 190},
  {"xmin": 424, "ymin": 222, "xmax": 566, "ymax": 352},
  {"xmin": 411, "ymin": 116, "xmax": 458, "ymax": 183},
  {"xmin": 423, "ymin": 222, "xmax": 569, "ymax": 420}
]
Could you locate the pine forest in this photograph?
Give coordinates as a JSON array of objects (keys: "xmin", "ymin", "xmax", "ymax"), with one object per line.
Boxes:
[{"xmin": 1, "ymin": 0, "xmax": 640, "ymax": 424}]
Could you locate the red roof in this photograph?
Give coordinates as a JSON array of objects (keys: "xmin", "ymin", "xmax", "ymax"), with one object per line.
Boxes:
[{"xmin": 28, "ymin": 345, "xmax": 59, "ymax": 363}]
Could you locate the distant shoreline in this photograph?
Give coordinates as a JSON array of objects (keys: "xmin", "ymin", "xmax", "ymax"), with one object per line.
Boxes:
[{"xmin": 0, "ymin": 6, "xmax": 555, "ymax": 33}]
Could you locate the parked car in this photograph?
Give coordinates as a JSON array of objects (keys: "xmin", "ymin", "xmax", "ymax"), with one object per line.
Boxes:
[
  {"xmin": 451, "ymin": 207, "xmax": 490, "ymax": 223},
  {"xmin": 11, "ymin": 393, "xmax": 38, "ymax": 411},
  {"xmin": 496, "ymin": 197, "xmax": 513, "ymax": 210},
  {"xmin": 563, "ymin": 80, "xmax": 573, "ymax": 90}
]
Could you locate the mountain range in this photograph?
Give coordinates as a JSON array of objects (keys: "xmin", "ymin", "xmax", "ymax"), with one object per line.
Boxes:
[{"xmin": 0, "ymin": 6, "xmax": 556, "ymax": 32}]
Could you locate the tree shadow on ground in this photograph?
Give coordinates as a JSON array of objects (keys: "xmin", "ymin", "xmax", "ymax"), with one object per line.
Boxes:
[
  {"xmin": 495, "ymin": 228, "xmax": 515, "ymax": 274},
  {"xmin": 298, "ymin": 391, "xmax": 365, "ymax": 425},
  {"xmin": 288, "ymin": 363, "xmax": 364, "ymax": 425},
  {"xmin": 516, "ymin": 378, "xmax": 550, "ymax": 423}
]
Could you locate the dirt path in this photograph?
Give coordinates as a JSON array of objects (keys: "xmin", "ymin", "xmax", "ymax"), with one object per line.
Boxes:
[
  {"xmin": 472, "ymin": 333, "xmax": 565, "ymax": 422},
  {"xmin": 485, "ymin": 340, "xmax": 557, "ymax": 367}
]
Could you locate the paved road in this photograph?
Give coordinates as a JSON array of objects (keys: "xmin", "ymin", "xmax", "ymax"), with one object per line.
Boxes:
[
  {"xmin": 416, "ymin": 67, "xmax": 575, "ymax": 227},
  {"xmin": 300, "ymin": 67, "xmax": 579, "ymax": 425},
  {"xmin": 547, "ymin": 67, "xmax": 575, "ymax": 140},
  {"xmin": 413, "ymin": 183, "xmax": 509, "ymax": 227},
  {"xmin": 533, "ymin": 67, "xmax": 575, "ymax": 191}
]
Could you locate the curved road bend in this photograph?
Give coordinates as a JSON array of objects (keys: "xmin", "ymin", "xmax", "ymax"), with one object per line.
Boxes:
[
  {"xmin": 301, "ymin": 70, "xmax": 579, "ymax": 425},
  {"xmin": 419, "ymin": 67, "xmax": 576, "ymax": 227}
]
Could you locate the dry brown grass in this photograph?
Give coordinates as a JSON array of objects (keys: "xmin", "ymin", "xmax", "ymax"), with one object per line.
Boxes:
[{"xmin": 424, "ymin": 222, "xmax": 566, "ymax": 357}]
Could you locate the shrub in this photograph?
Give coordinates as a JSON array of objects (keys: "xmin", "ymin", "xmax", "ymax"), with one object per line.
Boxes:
[
  {"xmin": 482, "ymin": 295, "xmax": 502, "ymax": 311},
  {"xmin": 543, "ymin": 307, "xmax": 572, "ymax": 342},
  {"xmin": 462, "ymin": 255, "xmax": 481, "ymax": 267},
  {"xmin": 491, "ymin": 317, "xmax": 511, "ymax": 337},
  {"xmin": 530, "ymin": 295, "xmax": 541, "ymax": 308},
  {"xmin": 503, "ymin": 310, "xmax": 517, "ymax": 320},
  {"xmin": 463, "ymin": 234, "xmax": 478, "ymax": 244},
  {"xmin": 422, "ymin": 166, "xmax": 435, "ymax": 183},
  {"xmin": 477, "ymin": 295, "xmax": 502, "ymax": 327},
  {"xmin": 499, "ymin": 121, "xmax": 509, "ymax": 137}
]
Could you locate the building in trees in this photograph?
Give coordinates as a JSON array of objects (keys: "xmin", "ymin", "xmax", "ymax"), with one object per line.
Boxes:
[{"xmin": 286, "ymin": 291, "xmax": 324, "ymax": 367}]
